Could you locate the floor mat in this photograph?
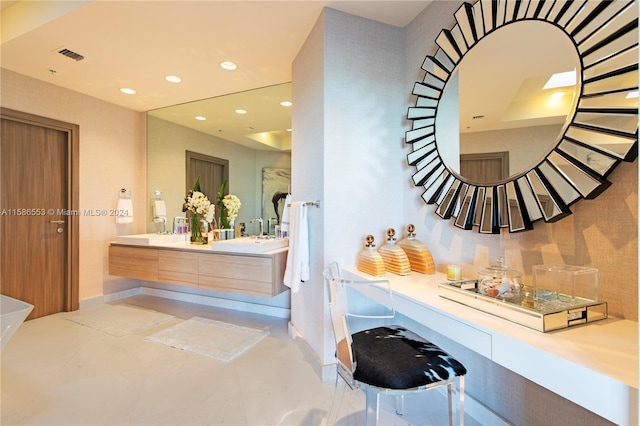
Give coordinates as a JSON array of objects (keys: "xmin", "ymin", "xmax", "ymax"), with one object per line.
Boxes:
[
  {"xmin": 145, "ymin": 316, "xmax": 269, "ymax": 362},
  {"xmin": 66, "ymin": 304, "xmax": 174, "ymax": 337}
]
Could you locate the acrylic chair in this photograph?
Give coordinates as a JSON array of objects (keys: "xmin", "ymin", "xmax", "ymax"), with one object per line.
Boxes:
[{"xmin": 323, "ymin": 262, "xmax": 467, "ymax": 426}]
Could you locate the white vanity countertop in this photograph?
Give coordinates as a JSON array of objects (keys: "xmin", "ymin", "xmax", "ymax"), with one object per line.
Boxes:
[
  {"xmin": 343, "ymin": 267, "xmax": 638, "ymax": 425},
  {"xmin": 111, "ymin": 239, "xmax": 289, "ymax": 256}
]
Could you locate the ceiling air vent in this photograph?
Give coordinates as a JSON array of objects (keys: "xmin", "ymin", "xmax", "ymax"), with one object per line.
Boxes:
[{"xmin": 58, "ymin": 48, "xmax": 84, "ymax": 61}]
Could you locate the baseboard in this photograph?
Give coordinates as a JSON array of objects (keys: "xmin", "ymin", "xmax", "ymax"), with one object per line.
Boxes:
[
  {"xmin": 140, "ymin": 286, "xmax": 291, "ymax": 318},
  {"xmin": 103, "ymin": 287, "xmax": 142, "ymax": 303},
  {"xmin": 78, "ymin": 295, "xmax": 105, "ymax": 309},
  {"xmin": 288, "ymin": 322, "xmax": 337, "ymax": 382},
  {"xmin": 78, "ymin": 287, "xmax": 142, "ymax": 309}
]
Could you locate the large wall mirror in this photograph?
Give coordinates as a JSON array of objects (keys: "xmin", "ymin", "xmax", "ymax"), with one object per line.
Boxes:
[
  {"xmin": 407, "ymin": 0, "xmax": 638, "ymax": 233},
  {"xmin": 147, "ymin": 83, "xmax": 292, "ymax": 233}
]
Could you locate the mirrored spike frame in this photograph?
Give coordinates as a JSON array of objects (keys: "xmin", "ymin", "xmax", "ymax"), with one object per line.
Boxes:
[{"xmin": 407, "ymin": 0, "xmax": 638, "ymax": 233}]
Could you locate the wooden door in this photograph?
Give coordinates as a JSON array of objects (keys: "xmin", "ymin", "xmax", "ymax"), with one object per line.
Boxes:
[
  {"xmin": 185, "ymin": 151, "xmax": 228, "ymax": 202},
  {"xmin": 1, "ymin": 109, "xmax": 79, "ymax": 319},
  {"xmin": 460, "ymin": 152, "xmax": 509, "ymax": 184}
]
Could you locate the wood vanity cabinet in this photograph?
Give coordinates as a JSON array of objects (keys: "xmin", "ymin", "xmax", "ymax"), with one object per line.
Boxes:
[{"xmin": 108, "ymin": 244, "xmax": 287, "ymax": 297}]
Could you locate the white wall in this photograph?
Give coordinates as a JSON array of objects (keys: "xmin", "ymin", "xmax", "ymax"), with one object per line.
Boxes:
[
  {"xmin": 1, "ymin": 68, "xmax": 147, "ymax": 300},
  {"xmin": 292, "ymin": 8, "xmax": 405, "ymax": 368}
]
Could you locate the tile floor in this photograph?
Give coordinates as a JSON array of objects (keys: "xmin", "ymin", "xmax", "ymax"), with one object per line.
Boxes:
[{"xmin": 1, "ymin": 295, "xmax": 474, "ymax": 425}]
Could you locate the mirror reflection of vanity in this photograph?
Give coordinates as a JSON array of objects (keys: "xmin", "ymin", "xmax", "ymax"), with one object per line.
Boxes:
[
  {"xmin": 147, "ymin": 83, "xmax": 292, "ymax": 234},
  {"xmin": 407, "ymin": 0, "xmax": 638, "ymax": 233}
]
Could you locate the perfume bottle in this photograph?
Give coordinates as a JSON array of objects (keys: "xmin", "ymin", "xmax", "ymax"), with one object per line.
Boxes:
[
  {"xmin": 378, "ymin": 228, "xmax": 411, "ymax": 276},
  {"xmin": 398, "ymin": 224, "xmax": 435, "ymax": 274},
  {"xmin": 357, "ymin": 235, "xmax": 385, "ymax": 277}
]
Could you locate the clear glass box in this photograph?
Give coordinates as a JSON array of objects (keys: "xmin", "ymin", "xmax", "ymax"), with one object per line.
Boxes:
[{"xmin": 533, "ymin": 264, "xmax": 598, "ymax": 305}]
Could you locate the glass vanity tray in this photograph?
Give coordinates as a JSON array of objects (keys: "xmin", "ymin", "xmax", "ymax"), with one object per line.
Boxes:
[{"xmin": 438, "ymin": 280, "xmax": 607, "ymax": 332}]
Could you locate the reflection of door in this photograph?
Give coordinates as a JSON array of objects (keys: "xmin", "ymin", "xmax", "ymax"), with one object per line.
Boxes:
[
  {"xmin": 460, "ymin": 152, "xmax": 509, "ymax": 184},
  {"xmin": 185, "ymin": 151, "xmax": 229, "ymax": 205},
  {"xmin": 1, "ymin": 108, "xmax": 79, "ymax": 319}
]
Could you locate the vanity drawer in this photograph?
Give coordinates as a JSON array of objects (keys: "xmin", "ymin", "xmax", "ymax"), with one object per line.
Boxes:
[
  {"xmin": 198, "ymin": 252, "xmax": 287, "ymax": 297},
  {"xmin": 198, "ymin": 253, "xmax": 271, "ymax": 282},
  {"xmin": 109, "ymin": 245, "xmax": 158, "ymax": 281},
  {"xmin": 158, "ymin": 250, "xmax": 198, "ymax": 287},
  {"xmin": 199, "ymin": 276, "xmax": 273, "ymax": 297}
]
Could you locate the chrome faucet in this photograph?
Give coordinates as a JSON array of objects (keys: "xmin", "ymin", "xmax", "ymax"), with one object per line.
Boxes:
[{"xmin": 250, "ymin": 218, "xmax": 264, "ymax": 237}]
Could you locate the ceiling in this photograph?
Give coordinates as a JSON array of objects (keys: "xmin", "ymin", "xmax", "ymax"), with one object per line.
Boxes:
[{"xmin": 1, "ymin": 1, "xmax": 431, "ymax": 150}]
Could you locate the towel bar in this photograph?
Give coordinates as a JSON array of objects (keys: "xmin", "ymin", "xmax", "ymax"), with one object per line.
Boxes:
[
  {"xmin": 287, "ymin": 201, "xmax": 320, "ymax": 208},
  {"xmin": 118, "ymin": 188, "xmax": 132, "ymax": 199}
]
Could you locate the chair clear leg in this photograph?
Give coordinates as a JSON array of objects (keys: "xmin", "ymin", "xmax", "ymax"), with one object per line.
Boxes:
[
  {"xmin": 394, "ymin": 394, "xmax": 405, "ymax": 416},
  {"xmin": 447, "ymin": 382, "xmax": 453, "ymax": 426},
  {"xmin": 365, "ymin": 388, "xmax": 381, "ymax": 426},
  {"xmin": 447, "ymin": 376, "xmax": 466, "ymax": 426},
  {"xmin": 459, "ymin": 375, "xmax": 465, "ymax": 426},
  {"xmin": 325, "ymin": 375, "xmax": 347, "ymax": 426}
]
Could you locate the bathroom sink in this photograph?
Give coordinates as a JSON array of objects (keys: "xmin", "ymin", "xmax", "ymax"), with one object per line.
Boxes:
[
  {"xmin": 115, "ymin": 233, "xmax": 186, "ymax": 246},
  {"xmin": 211, "ymin": 237, "xmax": 288, "ymax": 253}
]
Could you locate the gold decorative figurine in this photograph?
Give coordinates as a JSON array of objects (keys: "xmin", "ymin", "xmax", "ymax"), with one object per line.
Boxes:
[
  {"xmin": 357, "ymin": 235, "xmax": 385, "ymax": 277},
  {"xmin": 378, "ymin": 228, "xmax": 411, "ymax": 276},
  {"xmin": 398, "ymin": 224, "xmax": 435, "ymax": 274}
]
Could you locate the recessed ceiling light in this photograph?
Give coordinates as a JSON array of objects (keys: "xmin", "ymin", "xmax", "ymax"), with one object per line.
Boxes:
[
  {"xmin": 120, "ymin": 88, "xmax": 136, "ymax": 95},
  {"xmin": 165, "ymin": 75, "xmax": 182, "ymax": 83},
  {"xmin": 550, "ymin": 91, "xmax": 565, "ymax": 99},
  {"xmin": 287, "ymin": 128, "xmax": 292, "ymax": 132},
  {"xmin": 220, "ymin": 61, "xmax": 237, "ymax": 71},
  {"xmin": 543, "ymin": 70, "xmax": 576, "ymax": 90},
  {"xmin": 195, "ymin": 116, "xmax": 207, "ymax": 121},
  {"xmin": 280, "ymin": 101, "xmax": 292, "ymax": 107},
  {"xmin": 235, "ymin": 109, "xmax": 247, "ymax": 114},
  {"xmin": 626, "ymin": 91, "xmax": 639, "ymax": 99}
]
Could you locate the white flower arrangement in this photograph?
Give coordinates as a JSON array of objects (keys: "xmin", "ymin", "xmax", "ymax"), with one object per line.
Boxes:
[
  {"xmin": 183, "ymin": 191, "xmax": 215, "ymax": 224},
  {"xmin": 222, "ymin": 194, "xmax": 241, "ymax": 224}
]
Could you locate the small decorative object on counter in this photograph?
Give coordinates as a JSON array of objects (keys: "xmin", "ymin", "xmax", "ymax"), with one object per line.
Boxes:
[
  {"xmin": 397, "ymin": 224, "xmax": 435, "ymax": 274},
  {"xmin": 357, "ymin": 235, "xmax": 385, "ymax": 277},
  {"xmin": 446, "ymin": 264, "xmax": 462, "ymax": 280},
  {"xmin": 478, "ymin": 257, "xmax": 522, "ymax": 301},
  {"xmin": 378, "ymin": 228, "xmax": 411, "ymax": 276},
  {"xmin": 533, "ymin": 264, "xmax": 599, "ymax": 306}
]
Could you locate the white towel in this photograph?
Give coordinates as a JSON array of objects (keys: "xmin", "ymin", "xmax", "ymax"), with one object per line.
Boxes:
[
  {"xmin": 153, "ymin": 200, "xmax": 167, "ymax": 217},
  {"xmin": 280, "ymin": 194, "xmax": 292, "ymax": 234},
  {"xmin": 283, "ymin": 201, "xmax": 309, "ymax": 293},
  {"xmin": 115, "ymin": 198, "xmax": 133, "ymax": 224}
]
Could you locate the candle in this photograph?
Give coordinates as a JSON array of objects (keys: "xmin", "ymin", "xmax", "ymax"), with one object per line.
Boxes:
[{"xmin": 447, "ymin": 264, "xmax": 462, "ymax": 280}]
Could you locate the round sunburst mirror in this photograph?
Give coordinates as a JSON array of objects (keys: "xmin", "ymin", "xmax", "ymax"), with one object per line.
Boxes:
[{"xmin": 406, "ymin": 0, "xmax": 638, "ymax": 233}]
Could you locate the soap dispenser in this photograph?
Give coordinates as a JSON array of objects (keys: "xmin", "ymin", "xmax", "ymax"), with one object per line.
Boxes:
[
  {"xmin": 357, "ymin": 235, "xmax": 385, "ymax": 277},
  {"xmin": 378, "ymin": 228, "xmax": 411, "ymax": 276},
  {"xmin": 398, "ymin": 224, "xmax": 435, "ymax": 274}
]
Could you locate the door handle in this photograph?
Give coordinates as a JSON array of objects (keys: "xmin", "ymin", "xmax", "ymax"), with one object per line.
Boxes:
[{"xmin": 50, "ymin": 220, "xmax": 65, "ymax": 224}]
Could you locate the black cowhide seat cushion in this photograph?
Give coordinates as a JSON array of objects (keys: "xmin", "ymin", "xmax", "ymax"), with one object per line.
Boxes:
[{"xmin": 351, "ymin": 325, "xmax": 467, "ymax": 390}]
